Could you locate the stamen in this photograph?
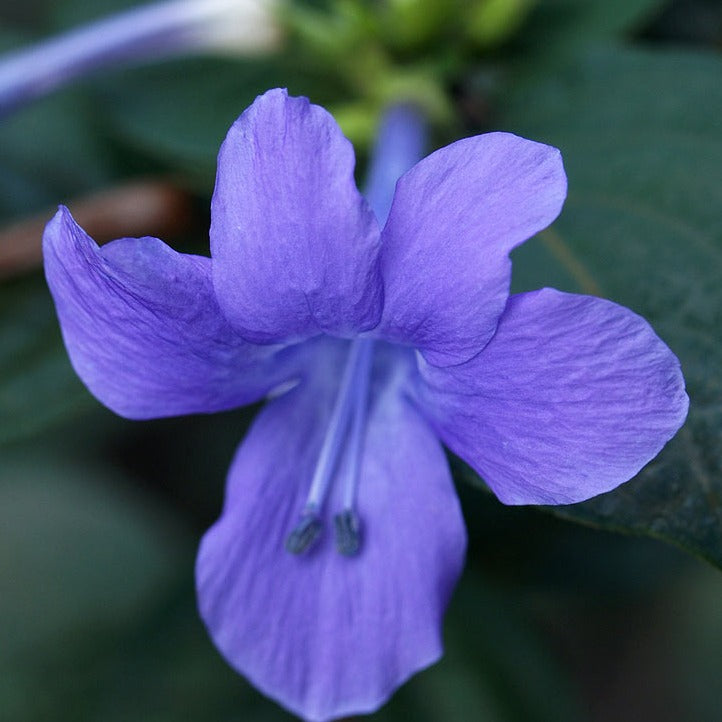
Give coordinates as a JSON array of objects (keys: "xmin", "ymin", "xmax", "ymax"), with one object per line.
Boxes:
[
  {"xmin": 285, "ymin": 338, "xmax": 373, "ymax": 554},
  {"xmin": 285, "ymin": 510, "xmax": 322, "ymax": 554},
  {"xmin": 339, "ymin": 339, "xmax": 373, "ymax": 512},
  {"xmin": 334, "ymin": 510, "xmax": 361, "ymax": 556},
  {"xmin": 304, "ymin": 339, "xmax": 371, "ymax": 509}
]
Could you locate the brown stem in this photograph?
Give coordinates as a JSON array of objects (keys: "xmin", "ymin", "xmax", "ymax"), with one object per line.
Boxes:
[{"xmin": 0, "ymin": 179, "xmax": 195, "ymax": 280}]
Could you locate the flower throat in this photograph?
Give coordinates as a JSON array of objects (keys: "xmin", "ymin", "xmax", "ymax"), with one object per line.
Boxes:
[{"xmin": 285, "ymin": 338, "xmax": 374, "ymax": 557}]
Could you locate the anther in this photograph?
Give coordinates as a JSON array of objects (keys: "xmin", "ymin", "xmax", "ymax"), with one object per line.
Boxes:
[
  {"xmin": 285, "ymin": 512, "xmax": 322, "ymax": 554},
  {"xmin": 284, "ymin": 339, "xmax": 373, "ymax": 559},
  {"xmin": 334, "ymin": 509, "xmax": 361, "ymax": 556}
]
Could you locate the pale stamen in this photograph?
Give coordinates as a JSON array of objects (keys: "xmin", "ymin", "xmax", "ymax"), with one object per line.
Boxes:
[
  {"xmin": 285, "ymin": 338, "xmax": 373, "ymax": 554},
  {"xmin": 332, "ymin": 337, "xmax": 373, "ymax": 555}
]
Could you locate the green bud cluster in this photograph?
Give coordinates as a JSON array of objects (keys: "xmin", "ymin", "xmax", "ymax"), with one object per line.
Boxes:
[{"xmin": 282, "ymin": 0, "xmax": 537, "ymax": 145}]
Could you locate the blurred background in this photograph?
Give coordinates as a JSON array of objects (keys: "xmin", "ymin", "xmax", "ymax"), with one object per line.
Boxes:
[{"xmin": 1, "ymin": 1, "xmax": 721, "ymax": 720}]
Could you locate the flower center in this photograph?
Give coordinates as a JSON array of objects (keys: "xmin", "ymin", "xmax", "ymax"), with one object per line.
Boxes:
[{"xmin": 285, "ymin": 338, "xmax": 374, "ymax": 557}]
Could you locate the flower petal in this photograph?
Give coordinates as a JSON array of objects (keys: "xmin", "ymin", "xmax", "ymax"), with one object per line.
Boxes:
[
  {"xmin": 418, "ymin": 288, "xmax": 689, "ymax": 504},
  {"xmin": 377, "ymin": 132, "xmax": 567, "ymax": 366},
  {"xmin": 43, "ymin": 206, "xmax": 293, "ymax": 420},
  {"xmin": 210, "ymin": 88, "xmax": 383, "ymax": 344},
  {"xmin": 196, "ymin": 342, "xmax": 466, "ymax": 722}
]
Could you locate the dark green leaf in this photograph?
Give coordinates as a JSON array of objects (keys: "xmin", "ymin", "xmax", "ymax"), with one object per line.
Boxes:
[
  {"xmin": 0, "ymin": 452, "xmax": 188, "ymax": 659},
  {"xmin": 471, "ymin": 47, "xmax": 722, "ymax": 567},
  {"xmin": 515, "ymin": 0, "xmax": 667, "ymax": 59},
  {"xmin": 50, "ymin": 0, "xmax": 147, "ymax": 30},
  {"xmin": 0, "ymin": 276, "xmax": 95, "ymax": 446},
  {"xmin": 97, "ymin": 55, "xmax": 344, "ymax": 188},
  {"xmin": 0, "ymin": 91, "xmax": 113, "ymax": 219},
  {"xmin": 374, "ymin": 575, "xmax": 581, "ymax": 722}
]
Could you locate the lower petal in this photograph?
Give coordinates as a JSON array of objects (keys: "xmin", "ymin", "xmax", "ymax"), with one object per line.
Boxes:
[
  {"xmin": 196, "ymin": 343, "xmax": 466, "ymax": 721},
  {"xmin": 418, "ymin": 288, "xmax": 689, "ymax": 505}
]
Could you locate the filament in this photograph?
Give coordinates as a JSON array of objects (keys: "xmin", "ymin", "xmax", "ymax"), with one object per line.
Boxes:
[{"xmin": 285, "ymin": 338, "xmax": 373, "ymax": 554}]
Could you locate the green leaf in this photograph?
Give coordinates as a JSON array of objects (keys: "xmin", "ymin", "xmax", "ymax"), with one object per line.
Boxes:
[
  {"xmin": 374, "ymin": 575, "xmax": 581, "ymax": 722},
  {"xmin": 0, "ymin": 452, "xmax": 188, "ymax": 660},
  {"xmin": 96, "ymin": 55, "xmax": 344, "ymax": 188},
  {"xmin": 0, "ymin": 90, "xmax": 113, "ymax": 220},
  {"xmin": 478, "ymin": 47, "xmax": 722, "ymax": 567},
  {"xmin": 515, "ymin": 0, "xmax": 667, "ymax": 59},
  {"xmin": 0, "ymin": 276, "xmax": 95, "ymax": 446}
]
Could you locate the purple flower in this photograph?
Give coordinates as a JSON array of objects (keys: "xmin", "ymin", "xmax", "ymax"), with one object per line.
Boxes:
[
  {"xmin": 0, "ymin": 0, "xmax": 280, "ymax": 115},
  {"xmin": 43, "ymin": 88, "xmax": 688, "ymax": 721}
]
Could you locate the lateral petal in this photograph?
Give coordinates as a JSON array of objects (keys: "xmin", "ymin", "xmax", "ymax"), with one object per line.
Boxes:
[
  {"xmin": 377, "ymin": 132, "xmax": 566, "ymax": 366},
  {"xmin": 418, "ymin": 288, "xmax": 688, "ymax": 504},
  {"xmin": 196, "ymin": 342, "xmax": 466, "ymax": 721},
  {"xmin": 43, "ymin": 206, "xmax": 293, "ymax": 420},
  {"xmin": 211, "ymin": 88, "xmax": 383, "ymax": 344}
]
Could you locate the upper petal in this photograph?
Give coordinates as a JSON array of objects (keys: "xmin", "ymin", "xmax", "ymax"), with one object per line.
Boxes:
[
  {"xmin": 44, "ymin": 206, "xmax": 293, "ymax": 420},
  {"xmin": 376, "ymin": 132, "xmax": 567, "ymax": 366},
  {"xmin": 418, "ymin": 288, "xmax": 689, "ymax": 504},
  {"xmin": 196, "ymin": 341, "xmax": 466, "ymax": 721},
  {"xmin": 210, "ymin": 88, "xmax": 383, "ymax": 344}
]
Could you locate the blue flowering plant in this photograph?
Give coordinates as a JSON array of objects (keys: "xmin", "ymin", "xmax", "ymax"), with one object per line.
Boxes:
[{"xmin": 43, "ymin": 89, "xmax": 687, "ymax": 721}]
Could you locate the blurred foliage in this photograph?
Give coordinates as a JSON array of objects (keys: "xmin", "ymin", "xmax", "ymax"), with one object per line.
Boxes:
[
  {"xmin": 0, "ymin": 276, "xmax": 94, "ymax": 445},
  {"xmin": 0, "ymin": 90, "xmax": 113, "ymax": 218},
  {"xmin": 508, "ymin": 0, "xmax": 665, "ymax": 58},
  {"xmin": 1, "ymin": 0, "xmax": 721, "ymax": 720},
  {"xmin": 96, "ymin": 56, "xmax": 344, "ymax": 188},
  {"xmin": 644, "ymin": 0, "xmax": 722, "ymax": 47}
]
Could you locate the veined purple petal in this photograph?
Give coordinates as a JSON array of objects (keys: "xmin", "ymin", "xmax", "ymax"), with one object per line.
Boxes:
[
  {"xmin": 44, "ymin": 206, "xmax": 294, "ymax": 420},
  {"xmin": 417, "ymin": 288, "xmax": 688, "ymax": 505},
  {"xmin": 211, "ymin": 88, "xmax": 383, "ymax": 345},
  {"xmin": 376, "ymin": 132, "xmax": 567, "ymax": 366},
  {"xmin": 196, "ymin": 341, "xmax": 466, "ymax": 722}
]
